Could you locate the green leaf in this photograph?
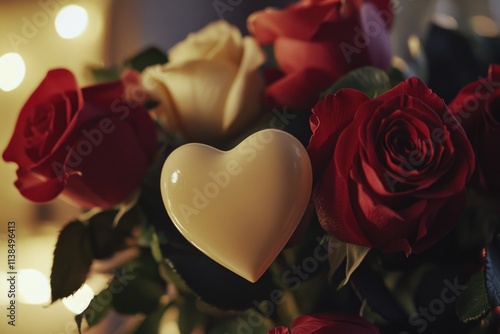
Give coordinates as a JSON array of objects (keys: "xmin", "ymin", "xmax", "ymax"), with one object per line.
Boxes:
[
  {"xmin": 124, "ymin": 47, "xmax": 168, "ymax": 72},
  {"xmin": 338, "ymin": 244, "xmax": 370, "ymax": 289},
  {"xmin": 321, "ymin": 66, "xmax": 392, "ymax": 99},
  {"xmin": 133, "ymin": 303, "xmax": 171, "ymax": 334},
  {"xmin": 327, "ymin": 236, "xmax": 347, "ymax": 280},
  {"xmin": 87, "ymin": 210, "xmax": 122, "ymax": 259},
  {"xmin": 486, "ymin": 235, "xmax": 500, "ymax": 307},
  {"xmin": 177, "ymin": 294, "xmax": 207, "ymax": 334},
  {"xmin": 50, "ymin": 221, "xmax": 93, "ymax": 302},
  {"xmin": 85, "ymin": 206, "xmax": 144, "ymax": 260},
  {"xmin": 150, "ymin": 232, "xmax": 164, "ymax": 263},
  {"xmin": 456, "ymin": 272, "xmax": 492, "ymax": 323},
  {"xmin": 111, "ymin": 250, "xmax": 166, "ymax": 314},
  {"xmin": 90, "ymin": 67, "xmax": 121, "ymax": 82}
]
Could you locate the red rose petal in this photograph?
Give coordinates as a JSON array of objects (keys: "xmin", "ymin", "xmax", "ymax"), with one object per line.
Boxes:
[
  {"xmin": 264, "ymin": 68, "xmax": 335, "ymax": 109},
  {"xmin": 13, "ymin": 166, "xmax": 73, "ymax": 203},
  {"xmin": 268, "ymin": 326, "xmax": 290, "ymax": 334},
  {"xmin": 314, "ymin": 161, "xmax": 372, "ymax": 247},
  {"xmin": 274, "ymin": 38, "xmax": 337, "ymax": 75},
  {"xmin": 292, "ymin": 313, "xmax": 380, "ymax": 334},
  {"xmin": 308, "ymin": 89, "xmax": 370, "ymax": 179},
  {"xmin": 248, "ymin": 1, "xmax": 340, "ymax": 44},
  {"xmin": 57, "ymin": 117, "xmax": 152, "ymax": 208},
  {"xmin": 412, "ymin": 191, "xmax": 467, "ymax": 253},
  {"xmin": 3, "ymin": 69, "xmax": 81, "ymax": 167}
]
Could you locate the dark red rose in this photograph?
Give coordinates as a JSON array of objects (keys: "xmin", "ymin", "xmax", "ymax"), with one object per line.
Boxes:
[
  {"xmin": 268, "ymin": 326, "xmax": 290, "ymax": 334},
  {"xmin": 3, "ymin": 69, "xmax": 157, "ymax": 209},
  {"xmin": 248, "ymin": 0, "xmax": 393, "ymax": 109},
  {"xmin": 448, "ymin": 64, "xmax": 500, "ymax": 195},
  {"xmin": 268, "ymin": 313, "xmax": 380, "ymax": 334},
  {"xmin": 308, "ymin": 77, "xmax": 474, "ymax": 254}
]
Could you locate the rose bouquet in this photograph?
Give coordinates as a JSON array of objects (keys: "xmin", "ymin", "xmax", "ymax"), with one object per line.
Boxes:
[{"xmin": 3, "ymin": 0, "xmax": 500, "ymax": 333}]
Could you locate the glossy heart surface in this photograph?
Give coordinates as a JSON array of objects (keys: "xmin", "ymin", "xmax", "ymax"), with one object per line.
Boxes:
[{"xmin": 160, "ymin": 129, "xmax": 312, "ymax": 282}]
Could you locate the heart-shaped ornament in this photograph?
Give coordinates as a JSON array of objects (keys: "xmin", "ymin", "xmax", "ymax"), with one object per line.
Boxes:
[{"xmin": 160, "ymin": 129, "xmax": 312, "ymax": 282}]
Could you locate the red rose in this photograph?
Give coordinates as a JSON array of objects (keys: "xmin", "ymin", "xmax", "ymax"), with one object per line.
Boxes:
[
  {"xmin": 448, "ymin": 64, "xmax": 500, "ymax": 195},
  {"xmin": 268, "ymin": 313, "xmax": 380, "ymax": 334},
  {"xmin": 308, "ymin": 78, "xmax": 474, "ymax": 254},
  {"xmin": 3, "ymin": 69, "xmax": 157, "ymax": 209},
  {"xmin": 248, "ymin": 0, "xmax": 393, "ymax": 109},
  {"xmin": 269, "ymin": 326, "xmax": 289, "ymax": 334}
]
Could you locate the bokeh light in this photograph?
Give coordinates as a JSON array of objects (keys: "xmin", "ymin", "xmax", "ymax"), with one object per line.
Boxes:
[
  {"xmin": 62, "ymin": 284, "xmax": 94, "ymax": 314},
  {"xmin": 55, "ymin": 5, "xmax": 88, "ymax": 39},
  {"xmin": 0, "ymin": 52, "xmax": 26, "ymax": 92},
  {"xmin": 18, "ymin": 269, "xmax": 51, "ymax": 305}
]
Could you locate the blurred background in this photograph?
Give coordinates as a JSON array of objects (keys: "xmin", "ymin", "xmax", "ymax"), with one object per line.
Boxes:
[{"xmin": 0, "ymin": 0, "xmax": 499, "ymax": 333}]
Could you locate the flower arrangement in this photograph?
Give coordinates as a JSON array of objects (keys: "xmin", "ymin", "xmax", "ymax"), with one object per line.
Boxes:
[{"xmin": 3, "ymin": 0, "xmax": 500, "ymax": 333}]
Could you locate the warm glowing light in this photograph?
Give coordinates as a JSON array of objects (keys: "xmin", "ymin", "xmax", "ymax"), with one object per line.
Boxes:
[
  {"xmin": 470, "ymin": 15, "xmax": 499, "ymax": 37},
  {"xmin": 55, "ymin": 5, "xmax": 88, "ymax": 39},
  {"xmin": 160, "ymin": 307, "xmax": 181, "ymax": 334},
  {"xmin": 62, "ymin": 284, "xmax": 94, "ymax": 314},
  {"xmin": 407, "ymin": 35, "xmax": 422, "ymax": 59},
  {"xmin": 160, "ymin": 322, "xmax": 181, "ymax": 334},
  {"xmin": 433, "ymin": 14, "xmax": 458, "ymax": 30},
  {"xmin": 391, "ymin": 56, "xmax": 410, "ymax": 74},
  {"xmin": 0, "ymin": 53, "xmax": 26, "ymax": 92},
  {"xmin": 18, "ymin": 269, "xmax": 51, "ymax": 305}
]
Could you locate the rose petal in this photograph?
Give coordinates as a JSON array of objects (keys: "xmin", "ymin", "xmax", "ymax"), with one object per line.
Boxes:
[
  {"xmin": 248, "ymin": 1, "xmax": 341, "ymax": 44},
  {"xmin": 412, "ymin": 190, "xmax": 467, "ymax": 253},
  {"xmin": 358, "ymin": 2, "xmax": 392, "ymax": 69},
  {"xmin": 142, "ymin": 65, "xmax": 183, "ymax": 135},
  {"xmin": 3, "ymin": 69, "xmax": 81, "ymax": 167},
  {"xmin": 274, "ymin": 38, "xmax": 338, "ymax": 75},
  {"xmin": 292, "ymin": 313, "xmax": 380, "ymax": 334},
  {"xmin": 150, "ymin": 60, "xmax": 238, "ymax": 142},
  {"xmin": 265, "ymin": 68, "xmax": 336, "ymax": 110},
  {"xmin": 308, "ymin": 89, "xmax": 370, "ymax": 179},
  {"xmin": 13, "ymin": 166, "xmax": 71, "ymax": 203},
  {"xmin": 170, "ymin": 20, "xmax": 243, "ymax": 66},
  {"xmin": 314, "ymin": 159, "xmax": 372, "ymax": 247},
  {"xmin": 222, "ymin": 36, "xmax": 265, "ymax": 135},
  {"xmin": 58, "ymin": 118, "xmax": 152, "ymax": 208},
  {"xmin": 268, "ymin": 326, "xmax": 290, "ymax": 334},
  {"xmin": 382, "ymin": 78, "xmax": 447, "ymax": 117}
]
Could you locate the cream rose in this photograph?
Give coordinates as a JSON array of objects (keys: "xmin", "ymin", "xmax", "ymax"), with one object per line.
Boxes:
[{"xmin": 142, "ymin": 20, "xmax": 266, "ymax": 143}]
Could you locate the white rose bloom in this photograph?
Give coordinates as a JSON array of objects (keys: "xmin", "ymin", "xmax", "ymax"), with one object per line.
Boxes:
[{"xmin": 142, "ymin": 20, "xmax": 266, "ymax": 143}]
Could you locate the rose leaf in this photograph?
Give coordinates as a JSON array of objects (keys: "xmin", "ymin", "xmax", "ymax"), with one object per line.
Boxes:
[
  {"xmin": 124, "ymin": 46, "xmax": 168, "ymax": 72},
  {"xmin": 89, "ymin": 67, "xmax": 121, "ymax": 83},
  {"xmin": 87, "ymin": 210, "xmax": 122, "ymax": 259},
  {"xmin": 338, "ymin": 243, "xmax": 370, "ymax": 288},
  {"xmin": 132, "ymin": 303, "xmax": 171, "ymax": 334},
  {"xmin": 50, "ymin": 220, "xmax": 93, "ymax": 302},
  {"xmin": 111, "ymin": 250, "xmax": 166, "ymax": 315},
  {"xmin": 321, "ymin": 66, "xmax": 392, "ymax": 99},
  {"xmin": 327, "ymin": 236, "xmax": 347, "ymax": 281},
  {"xmin": 456, "ymin": 272, "xmax": 492, "ymax": 323}
]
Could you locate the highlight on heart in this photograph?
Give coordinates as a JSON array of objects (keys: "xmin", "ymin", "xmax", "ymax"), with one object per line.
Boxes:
[{"xmin": 2, "ymin": 1, "xmax": 500, "ymax": 333}]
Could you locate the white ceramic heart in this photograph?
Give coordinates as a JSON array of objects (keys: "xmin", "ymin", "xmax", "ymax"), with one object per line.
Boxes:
[{"xmin": 160, "ymin": 129, "xmax": 312, "ymax": 282}]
